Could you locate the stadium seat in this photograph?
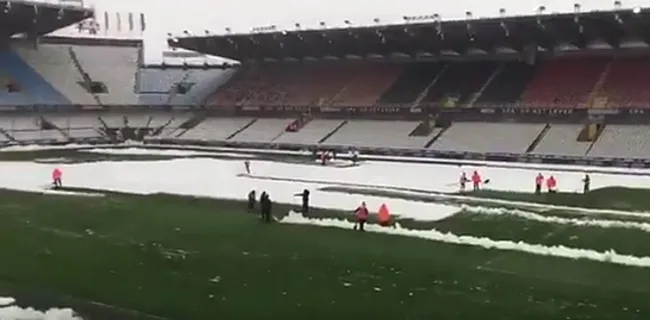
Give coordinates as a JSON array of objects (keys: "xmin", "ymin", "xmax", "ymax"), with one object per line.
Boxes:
[
  {"xmin": 601, "ymin": 58, "xmax": 650, "ymax": 108},
  {"xmin": 378, "ymin": 63, "xmax": 445, "ymax": 105},
  {"xmin": 520, "ymin": 59, "xmax": 607, "ymax": 108},
  {"xmin": 177, "ymin": 118, "xmax": 253, "ymax": 141},
  {"xmin": 420, "ymin": 62, "xmax": 498, "ymax": 107},
  {"xmin": 13, "ymin": 44, "xmax": 96, "ymax": 105},
  {"xmin": 430, "ymin": 122, "xmax": 545, "ymax": 154},
  {"xmin": 529, "ymin": 124, "xmax": 591, "ymax": 157},
  {"xmin": 274, "ymin": 119, "xmax": 345, "ymax": 145},
  {"xmin": 0, "ymin": 48, "xmax": 71, "ymax": 105},
  {"xmin": 330, "ymin": 64, "xmax": 404, "ymax": 107},
  {"xmin": 587, "ymin": 125, "xmax": 650, "ymax": 159},
  {"xmin": 72, "ymin": 45, "xmax": 140, "ymax": 105},
  {"xmin": 229, "ymin": 118, "xmax": 294, "ymax": 143},
  {"xmin": 322, "ymin": 120, "xmax": 438, "ymax": 149},
  {"xmin": 475, "ymin": 62, "xmax": 540, "ymax": 106}
]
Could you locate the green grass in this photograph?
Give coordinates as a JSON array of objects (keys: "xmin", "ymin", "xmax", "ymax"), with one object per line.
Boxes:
[{"xmin": 1, "ymin": 189, "xmax": 650, "ymax": 319}]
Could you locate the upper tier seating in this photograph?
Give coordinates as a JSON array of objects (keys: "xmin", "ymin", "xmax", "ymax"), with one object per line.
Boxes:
[
  {"xmin": 431, "ymin": 122, "xmax": 544, "ymax": 154},
  {"xmin": 378, "ymin": 63, "xmax": 444, "ymax": 105},
  {"xmin": 139, "ymin": 67, "xmax": 232, "ymax": 106},
  {"xmin": 330, "ymin": 64, "xmax": 403, "ymax": 107},
  {"xmin": 520, "ymin": 59, "xmax": 606, "ymax": 108},
  {"xmin": 601, "ymin": 59, "xmax": 650, "ymax": 108},
  {"xmin": 73, "ymin": 45, "xmax": 139, "ymax": 105},
  {"xmin": 475, "ymin": 62, "xmax": 539, "ymax": 105},
  {"xmin": 420, "ymin": 62, "xmax": 497, "ymax": 107},
  {"xmin": 529, "ymin": 124, "xmax": 591, "ymax": 157},
  {"xmin": 1, "ymin": 46, "xmax": 75, "ymax": 105},
  {"xmin": 322, "ymin": 120, "xmax": 438, "ymax": 149}
]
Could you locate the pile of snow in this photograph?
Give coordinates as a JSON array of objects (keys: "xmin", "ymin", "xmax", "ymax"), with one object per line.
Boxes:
[
  {"xmin": 0, "ymin": 297, "xmax": 14, "ymax": 306},
  {"xmin": 463, "ymin": 205, "xmax": 650, "ymax": 232},
  {"xmin": 0, "ymin": 306, "xmax": 82, "ymax": 320},
  {"xmin": 279, "ymin": 211, "xmax": 650, "ymax": 268},
  {"xmin": 0, "ymin": 144, "xmax": 109, "ymax": 152},
  {"xmin": 0, "ymin": 297, "xmax": 82, "ymax": 320}
]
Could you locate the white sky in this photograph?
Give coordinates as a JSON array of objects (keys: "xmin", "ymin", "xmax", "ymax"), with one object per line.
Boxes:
[{"xmin": 49, "ymin": 0, "xmax": 650, "ymax": 62}]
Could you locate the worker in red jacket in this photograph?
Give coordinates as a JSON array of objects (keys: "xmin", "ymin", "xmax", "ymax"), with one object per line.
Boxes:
[
  {"xmin": 471, "ymin": 171, "xmax": 481, "ymax": 191},
  {"xmin": 535, "ymin": 173, "xmax": 544, "ymax": 195},
  {"xmin": 546, "ymin": 175, "xmax": 557, "ymax": 193}
]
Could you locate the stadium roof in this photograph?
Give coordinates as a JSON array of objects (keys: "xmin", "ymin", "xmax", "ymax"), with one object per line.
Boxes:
[
  {"xmin": 0, "ymin": 0, "xmax": 93, "ymax": 38},
  {"xmin": 171, "ymin": 8, "xmax": 650, "ymax": 62}
]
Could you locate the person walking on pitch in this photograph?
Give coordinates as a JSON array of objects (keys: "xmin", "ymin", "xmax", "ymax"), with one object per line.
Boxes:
[
  {"xmin": 353, "ymin": 202, "xmax": 369, "ymax": 231},
  {"xmin": 244, "ymin": 160, "xmax": 251, "ymax": 175}
]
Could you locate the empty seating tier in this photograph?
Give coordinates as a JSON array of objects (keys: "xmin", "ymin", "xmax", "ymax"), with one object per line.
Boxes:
[
  {"xmin": 520, "ymin": 59, "xmax": 606, "ymax": 107},
  {"xmin": 420, "ymin": 62, "xmax": 497, "ymax": 107},
  {"xmin": 587, "ymin": 125, "xmax": 650, "ymax": 159},
  {"xmin": 378, "ymin": 63, "xmax": 444, "ymax": 105},
  {"xmin": 431, "ymin": 122, "xmax": 544, "ymax": 154},
  {"xmin": 229, "ymin": 118, "xmax": 293, "ymax": 143},
  {"xmin": 476, "ymin": 62, "xmax": 539, "ymax": 105},
  {"xmin": 177, "ymin": 118, "xmax": 252, "ymax": 141},
  {"xmin": 602, "ymin": 59, "xmax": 650, "ymax": 107},
  {"xmin": 323, "ymin": 120, "xmax": 437, "ymax": 149},
  {"xmin": 530, "ymin": 124, "xmax": 591, "ymax": 157},
  {"xmin": 274, "ymin": 120, "xmax": 344, "ymax": 145}
]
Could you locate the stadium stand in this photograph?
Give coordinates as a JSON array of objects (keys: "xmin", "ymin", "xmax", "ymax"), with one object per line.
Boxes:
[
  {"xmin": 229, "ymin": 118, "xmax": 293, "ymax": 143},
  {"xmin": 475, "ymin": 62, "xmax": 540, "ymax": 105},
  {"xmin": 177, "ymin": 118, "xmax": 253, "ymax": 141},
  {"xmin": 274, "ymin": 119, "xmax": 345, "ymax": 145},
  {"xmin": 323, "ymin": 120, "xmax": 439, "ymax": 149},
  {"xmin": 139, "ymin": 66, "xmax": 233, "ymax": 106},
  {"xmin": 520, "ymin": 59, "xmax": 607, "ymax": 107},
  {"xmin": 13, "ymin": 44, "xmax": 95, "ymax": 105},
  {"xmin": 601, "ymin": 58, "xmax": 650, "ymax": 108},
  {"xmin": 420, "ymin": 62, "xmax": 498, "ymax": 107},
  {"xmin": 587, "ymin": 125, "xmax": 650, "ymax": 159},
  {"xmin": 430, "ymin": 122, "xmax": 545, "ymax": 154},
  {"xmin": 330, "ymin": 63, "xmax": 404, "ymax": 107},
  {"xmin": 72, "ymin": 44, "xmax": 139, "ymax": 105},
  {"xmin": 529, "ymin": 124, "xmax": 591, "ymax": 157},
  {"xmin": 378, "ymin": 63, "xmax": 445, "ymax": 105}
]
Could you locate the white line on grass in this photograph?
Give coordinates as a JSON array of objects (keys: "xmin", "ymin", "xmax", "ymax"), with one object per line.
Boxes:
[{"xmin": 279, "ymin": 211, "xmax": 650, "ymax": 268}]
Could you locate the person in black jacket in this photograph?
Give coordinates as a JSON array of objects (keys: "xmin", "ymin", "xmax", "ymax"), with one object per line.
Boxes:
[
  {"xmin": 260, "ymin": 192, "xmax": 273, "ymax": 223},
  {"xmin": 295, "ymin": 189, "xmax": 310, "ymax": 213},
  {"xmin": 247, "ymin": 190, "xmax": 256, "ymax": 212}
]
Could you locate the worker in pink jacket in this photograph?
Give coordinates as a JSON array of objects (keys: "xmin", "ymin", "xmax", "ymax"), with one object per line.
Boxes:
[{"xmin": 52, "ymin": 168, "xmax": 62, "ymax": 188}]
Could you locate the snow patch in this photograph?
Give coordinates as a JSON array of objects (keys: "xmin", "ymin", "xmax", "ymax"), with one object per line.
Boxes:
[
  {"xmin": 279, "ymin": 211, "xmax": 650, "ymax": 268},
  {"xmin": 0, "ymin": 305, "xmax": 82, "ymax": 320},
  {"xmin": 0, "ymin": 297, "xmax": 14, "ymax": 306},
  {"xmin": 464, "ymin": 205, "xmax": 650, "ymax": 232}
]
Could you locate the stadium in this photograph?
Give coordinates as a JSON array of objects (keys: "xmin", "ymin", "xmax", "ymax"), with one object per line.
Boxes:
[{"xmin": 3, "ymin": 0, "xmax": 650, "ymax": 319}]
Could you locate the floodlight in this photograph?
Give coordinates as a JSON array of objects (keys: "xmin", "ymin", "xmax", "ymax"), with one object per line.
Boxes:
[
  {"xmin": 433, "ymin": 13, "xmax": 440, "ymax": 22},
  {"xmin": 294, "ymin": 23, "xmax": 301, "ymax": 29},
  {"xmin": 574, "ymin": 3, "xmax": 581, "ymax": 13},
  {"xmin": 373, "ymin": 18, "xmax": 380, "ymax": 24},
  {"xmin": 614, "ymin": 1, "xmax": 622, "ymax": 10},
  {"xmin": 344, "ymin": 20, "xmax": 351, "ymax": 25},
  {"xmin": 466, "ymin": 11, "xmax": 472, "ymax": 19},
  {"xmin": 499, "ymin": 8, "xmax": 506, "ymax": 17},
  {"xmin": 633, "ymin": 6, "xmax": 641, "ymax": 14},
  {"xmin": 225, "ymin": 27, "xmax": 231, "ymax": 33},
  {"xmin": 537, "ymin": 5, "xmax": 546, "ymax": 14}
]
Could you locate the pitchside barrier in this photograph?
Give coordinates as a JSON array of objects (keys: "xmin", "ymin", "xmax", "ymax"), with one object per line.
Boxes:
[{"xmin": 144, "ymin": 137, "xmax": 650, "ymax": 169}]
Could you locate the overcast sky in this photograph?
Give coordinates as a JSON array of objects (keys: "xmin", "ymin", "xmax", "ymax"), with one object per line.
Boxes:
[{"xmin": 56, "ymin": 0, "xmax": 650, "ymax": 62}]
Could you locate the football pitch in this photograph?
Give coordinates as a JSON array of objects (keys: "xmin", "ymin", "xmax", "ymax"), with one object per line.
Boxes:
[{"xmin": 0, "ymin": 147, "xmax": 649, "ymax": 319}]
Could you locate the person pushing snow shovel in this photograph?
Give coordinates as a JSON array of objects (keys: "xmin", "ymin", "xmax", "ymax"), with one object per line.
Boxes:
[{"xmin": 52, "ymin": 167, "xmax": 62, "ymax": 189}]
